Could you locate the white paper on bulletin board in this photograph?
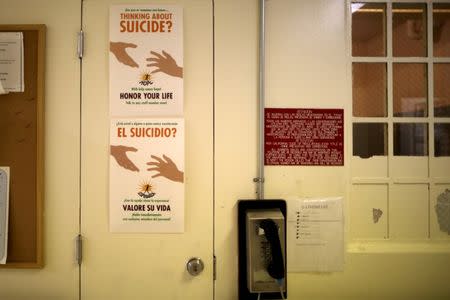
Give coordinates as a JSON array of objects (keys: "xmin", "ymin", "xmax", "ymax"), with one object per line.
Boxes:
[
  {"xmin": 0, "ymin": 32, "xmax": 24, "ymax": 93},
  {"xmin": 0, "ymin": 81, "xmax": 7, "ymax": 95},
  {"xmin": 0, "ymin": 167, "xmax": 10, "ymax": 264},
  {"xmin": 109, "ymin": 5, "xmax": 183, "ymax": 117},
  {"xmin": 109, "ymin": 118, "xmax": 184, "ymax": 233},
  {"xmin": 287, "ymin": 197, "xmax": 344, "ymax": 272}
]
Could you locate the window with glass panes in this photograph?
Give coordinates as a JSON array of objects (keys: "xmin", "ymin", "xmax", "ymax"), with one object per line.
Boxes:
[{"xmin": 350, "ymin": 1, "xmax": 450, "ymax": 241}]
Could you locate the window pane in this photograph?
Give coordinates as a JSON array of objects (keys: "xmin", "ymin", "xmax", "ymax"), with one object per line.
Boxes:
[
  {"xmin": 353, "ymin": 63, "xmax": 387, "ymax": 117},
  {"xmin": 394, "ymin": 123, "xmax": 428, "ymax": 156},
  {"xmin": 352, "ymin": 3, "xmax": 386, "ymax": 57},
  {"xmin": 390, "ymin": 184, "xmax": 429, "ymax": 239},
  {"xmin": 353, "ymin": 123, "xmax": 388, "ymax": 158},
  {"xmin": 434, "ymin": 63, "xmax": 450, "ymax": 117},
  {"xmin": 393, "ymin": 3, "xmax": 427, "ymax": 57},
  {"xmin": 393, "ymin": 63, "xmax": 428, "ymax": 117},
  {"xmin": 435, "ymin": 123, "xmax": 450, "ymax": 157},
  {"xmin": 434, "ymin": 3, "xmax": 450, "ymax": 57}
]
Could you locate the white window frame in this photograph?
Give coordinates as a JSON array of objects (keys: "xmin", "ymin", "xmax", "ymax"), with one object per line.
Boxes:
[{"xmin": 347, "ymin": 0, "xmax": 450, "ymax": 252}]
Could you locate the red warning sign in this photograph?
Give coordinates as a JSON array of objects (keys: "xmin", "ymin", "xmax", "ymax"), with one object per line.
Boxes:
[{"xmin": 265, "ymin": 108, "xmax": 344, "ymax": 166}]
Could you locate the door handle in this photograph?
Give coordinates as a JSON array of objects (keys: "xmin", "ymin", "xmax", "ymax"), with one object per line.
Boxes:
[{"xmin": 186, "ymin": 257, "xmax": 204, "ymax": 276}]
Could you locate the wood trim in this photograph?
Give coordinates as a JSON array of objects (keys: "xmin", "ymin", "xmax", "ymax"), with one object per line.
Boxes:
[{"xmin": 36, "ymin": 24, "xmax": 46, "ymax": 268}]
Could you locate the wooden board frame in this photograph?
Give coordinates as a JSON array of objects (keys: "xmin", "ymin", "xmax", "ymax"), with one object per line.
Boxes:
[{"xmin": 0, "ymin": 24, "xmax": 45, "ymax": 268}]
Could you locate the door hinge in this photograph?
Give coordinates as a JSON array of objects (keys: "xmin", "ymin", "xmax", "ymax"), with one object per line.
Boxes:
[
  {"xmin": 77, "ymin": 30, "xmax": 84, "ymax": 59},
  {"xmin": 213, "ymin": 255, "xmax": 217, "ymax": 280},
  {"xmin": 76, "ymin": 234, "xmax": 83, "ymax": 265}
]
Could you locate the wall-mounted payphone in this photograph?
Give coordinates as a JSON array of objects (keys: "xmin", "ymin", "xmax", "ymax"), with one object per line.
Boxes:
[{"xmin": 238, "ymin": 200, "xmax": 287, "ymax": 300}]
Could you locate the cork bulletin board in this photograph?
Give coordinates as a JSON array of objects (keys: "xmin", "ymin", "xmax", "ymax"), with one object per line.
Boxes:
[{"xmin": 0, "ymin": 25, "xmax": 45, "ymax": 268}]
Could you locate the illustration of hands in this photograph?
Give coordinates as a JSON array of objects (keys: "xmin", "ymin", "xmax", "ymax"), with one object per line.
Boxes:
[
  {"xmin": 147, "ymin": 154, "xmax": 184, "ymax": 183},
  {"xmin": 110, "ymin": 145, "xmax": 139, "ymax": 172},
  {"xmin": 110, "ymin": 41, "xmax": 139, "ymax": 68},
  {"xmin": 146, "ymin": 50, "xmax": 183, "ymax": 78}
]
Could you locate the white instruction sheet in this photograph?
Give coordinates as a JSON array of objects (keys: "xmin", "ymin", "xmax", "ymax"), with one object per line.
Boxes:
[
  {"xmin": 0, "ymin": 167, "xmax": 10, "ymax": 264},
  {"xmin": 287, "ymin": 197, "xmax": 344, "ymax": 272},
  {"xmin": 0, "ymin": 32, "xmax": 24, "ymax": 93},
  {"xmin": 0, "ymin": 80, "xmax": 7, "ymax": 95}
]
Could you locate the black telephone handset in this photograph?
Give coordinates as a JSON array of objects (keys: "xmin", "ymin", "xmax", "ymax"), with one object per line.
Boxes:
[{"xmin": 259, "ymin": 219, "xmax": 285, "ymax": 280}]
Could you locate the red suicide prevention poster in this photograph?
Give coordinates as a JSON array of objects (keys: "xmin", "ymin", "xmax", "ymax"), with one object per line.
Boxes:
[{"xmin": 110, "ymin": 5, "xmax": 183, "ymax": 117}]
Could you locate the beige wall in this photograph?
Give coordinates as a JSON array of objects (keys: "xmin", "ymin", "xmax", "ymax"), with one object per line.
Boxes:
[
  {"xmin": 215, "ymin": 0, "xmax": 450, "ymax": 299},
  {"xmin": 0, "ymin": 0, "xmax": 80, "ymax": 299},
  {"xmin": 0, "ymin": 0, "xmax": 449, "ymax": 299}
]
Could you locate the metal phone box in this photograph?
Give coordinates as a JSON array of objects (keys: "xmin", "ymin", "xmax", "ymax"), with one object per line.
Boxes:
[{"xmin": 246, "ymin": 209, "xmax": 286, "ymax": 293}]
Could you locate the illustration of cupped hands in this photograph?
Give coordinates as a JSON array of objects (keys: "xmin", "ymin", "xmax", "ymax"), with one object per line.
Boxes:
[
  {"xmin": 110, "ymin": 41, "xmax": 183, "ymax": 78},
  {"xmin": 110, "ymin": 145, "xmax": 140, "ymax": 172},
  {"xmin": 146, "ymin": 50, "xmax": 183, "ymax": 78},
  {"xmin": 146, "ymin": 154, "xmax": 184, "ymax": 183},
  {"xmin": 110, "ymin": 42, "xmax": 139, "ymax": 68},
  {"xmin": 110, "ymin": 145, "xmax": 184, "ymax": 183}
]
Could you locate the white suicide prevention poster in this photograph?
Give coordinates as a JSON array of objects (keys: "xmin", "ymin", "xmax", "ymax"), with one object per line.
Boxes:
[
  {"xmin": 110, "ymin": 5, "xmax": 183, "ymax": 117},
  {"xmin": 110, "ymin": 118, "xmax": 184, "ymax": 232}
]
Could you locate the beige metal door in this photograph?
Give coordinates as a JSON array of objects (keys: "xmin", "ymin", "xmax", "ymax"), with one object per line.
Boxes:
[{"xmin": 81, "ymin": 0, "xmax": 213, "ymax": 299}]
